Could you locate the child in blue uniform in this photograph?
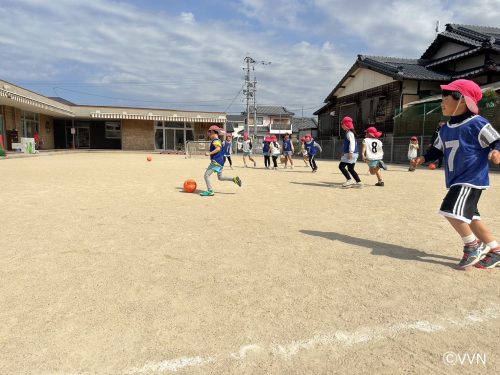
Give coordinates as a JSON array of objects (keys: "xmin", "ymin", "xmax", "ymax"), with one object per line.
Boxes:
[
  {"xmin": 339, "ymin": 117, "xmax": 362, "ymax": 188},
  {"xmin": 304, "ymin": 134, "xmax": 322, "ymax": 172},
  {"xmin": 413, "ymin": 79, "xmax": 500, "ymax": 269},
  {"xmin": 200, "ymin": 125, "xmax": 242, "ymax": 196},
  {"xmin": 282, "ymin": 132, "xmax": 294, "ymax": 169},
  {"xmin": 263, "ymin": 135, "xmax": 271, "ymax": 169},
  {"xmin": 223, "ymin": 133, "xmax": 233, "ymax": 169}
]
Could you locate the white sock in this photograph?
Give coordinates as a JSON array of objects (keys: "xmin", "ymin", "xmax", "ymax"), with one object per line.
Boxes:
[
  {"xmin": 461, "ymin": 234, "xmax": 477, "ymax": 244},
  {"xmin": 486, "ymin": 241, "xmax": 499, "ymax": 251}
]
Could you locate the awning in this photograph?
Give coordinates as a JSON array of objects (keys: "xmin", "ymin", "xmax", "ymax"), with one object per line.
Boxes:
[
  {"xmin": 0, "ymin": 87, "xmax": 75, "ymax": 116},
  {"xmin": 90, "ymin": 111, "xmax": 226, "ymax": 122}
]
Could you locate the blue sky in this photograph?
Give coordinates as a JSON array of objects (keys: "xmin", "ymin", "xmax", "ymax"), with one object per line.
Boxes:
[{"xmin": 1, "ymin": 0, "xmax": 498, "ymax": 116}]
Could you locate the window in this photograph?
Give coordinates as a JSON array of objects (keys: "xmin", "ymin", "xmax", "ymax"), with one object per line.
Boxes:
[
  {"xmin": 256, "ymin": 117, "xmax": 263, "ymax": 125},
  {"xmin": 22, "ymin": 111, "xmax": 39, "ymax": 138},
  {"xmin": 105, "ymin": 122, "xmax": 121, "ymax": 139}
]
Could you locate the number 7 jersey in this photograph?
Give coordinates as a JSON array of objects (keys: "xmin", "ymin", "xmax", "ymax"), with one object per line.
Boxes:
[{"xmin": 434, "ymin": 115, "xmax": 500, "ymax": 189}]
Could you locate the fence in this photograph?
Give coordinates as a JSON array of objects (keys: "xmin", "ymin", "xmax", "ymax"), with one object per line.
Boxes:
[
  {"xmin": 313, "ymin": 137, "xmax": 499, "ymax": 171},
  {"xmin": 186, "ymin": 138, "xmax": 499, "ymax": 170}
]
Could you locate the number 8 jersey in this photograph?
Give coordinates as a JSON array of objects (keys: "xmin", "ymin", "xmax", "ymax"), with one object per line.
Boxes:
[
  {"xmin": 434, "ymin": 115, "xmax": 500, "ymax": 189},
  {"xmin": 363, "ymin": 138, "xmax": 384, "ymax": 160}
]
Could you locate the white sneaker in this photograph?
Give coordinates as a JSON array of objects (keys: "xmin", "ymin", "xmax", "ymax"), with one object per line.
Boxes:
[
  {"xmin": 342, "ymin": 179, "xmax": 354, "ymax": 187},
  {"xmin": 354, "ymin": 182, "xmax": 364, "ymax": 188}
]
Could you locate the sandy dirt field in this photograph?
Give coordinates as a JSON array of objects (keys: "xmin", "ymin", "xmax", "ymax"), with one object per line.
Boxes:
[{"xmin": 1, "ymin": 152, "xmax": 499, "ymax": 375}]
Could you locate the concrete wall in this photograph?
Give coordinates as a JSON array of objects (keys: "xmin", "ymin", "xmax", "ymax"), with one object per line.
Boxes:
[
  {"xmin": 122, "ymin": 119, "xmax": 154, "ymax": 150},
  {"xmin": 39, "ymin": 114, "xmax": 54, "ymax": 149}
]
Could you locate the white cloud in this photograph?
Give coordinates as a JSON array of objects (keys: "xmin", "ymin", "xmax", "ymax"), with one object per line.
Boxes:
[
  {"xmin": 179, "ymin": 12, "xmax": 196, "ymax": 25},
  {"xmin": 0, "ymin": 0, "xmax": 346, "ymax": 114}
]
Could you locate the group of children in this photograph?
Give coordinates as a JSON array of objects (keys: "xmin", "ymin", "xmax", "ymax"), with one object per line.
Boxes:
[{"xmin": 198, "ymin": 79, "xmax": 500, "ymax": 269}]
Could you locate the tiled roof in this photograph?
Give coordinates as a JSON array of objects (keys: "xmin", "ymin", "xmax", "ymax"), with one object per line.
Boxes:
[
  {"xmin": 422, "ymin": 24, "xmax": 500, "ymax": 59},
  {"xmin": 243, "ymin": 105, "xmax": 294, "ymax": 116},
  {"xmin": 227, "ymin": 114, "xmax": 245, "ymax": 122},
  {"xmin": 292, "ymin": 117, "xmax": 318, "ymax": 132},
  {"xmin": 359, "ymin": 55, "xmax": 450, "ymax": 81}
]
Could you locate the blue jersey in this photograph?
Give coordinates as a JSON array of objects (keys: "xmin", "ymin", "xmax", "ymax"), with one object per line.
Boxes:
[
  {"xmin": 262, "ymin": 141, "xmax": 270, "ymax": 153},
  {"xmin": 305, "ymin": 140, "xmax": 317, "ymax": 156},
  {"xmin": 222, "ymin": 140, "xmax": 232, "ymax": 156},
  {"xmin": 434, "ymin": 115, "xmax": 499, "ymax": 189},
  {"xmin": 210, "ymin": 138, "xmax": 225, "ymax": 166},
  {"xmin": 283, "ymin": 139, "xmax": 292, "ymax": 151},
  {"xmin": 343, "ymin": 131, "xmax": 359, "ymax": 154}
]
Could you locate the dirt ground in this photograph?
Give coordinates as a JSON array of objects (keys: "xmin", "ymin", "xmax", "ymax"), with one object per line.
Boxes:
[{"xmin": 1, "ymin": 152, "xmax": 499, "ymax": 375}]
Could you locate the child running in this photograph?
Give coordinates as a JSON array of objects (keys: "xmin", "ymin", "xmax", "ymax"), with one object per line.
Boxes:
[
  {"xmin": 223, "ymin": 133, "xmax": 233, "ymax": 170},
  {"xmin": 282, "ymin": 132, "xmax": 294, "ymax": 169},
  {"xmin": 362, "ymin": 126, "xmax": 387, "ymax": 186},
  {"xmin": 270, "ymin": 135, "xmax": 281, "ymax": 170},
  {"xmin": 339, "ymin": 117, "xmax": 362, "ymax": 188},
  {"xmin": 299, "ymin": 137, "xmax": 309, "ymax": 166},
  {"xmin": 304, "ymin": 134, "xmax": 322, "ymax": 172},
  {"xmin": 242, "ymin": 132, "xmax": 257, "ymax": 168},
  {"xmin": 412, "ymin": 79, "xmax": 500, "ymax": 269},
  {"xmin": 407, "ymin": 136, "xmax": 419, "ymax": 171},
  {"xmin": 263, "ymin": 135, "xmax": 271, "ymax": 169},
  {"xmin": 200, "ymin": 125, "xmax": 242, "ymax": 197}
]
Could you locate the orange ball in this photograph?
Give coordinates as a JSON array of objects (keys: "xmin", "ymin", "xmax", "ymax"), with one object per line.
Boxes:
[
  {"xmin": 147, "ymin": 155, "xmax": 152, "ymax": 162},
  {"xmin": 429, "ymin": 163, "xmax": 436, "ymax": 170},
  {"xmin": 183, "ymin": 179, "xmax": 197, "ymax": 193}
]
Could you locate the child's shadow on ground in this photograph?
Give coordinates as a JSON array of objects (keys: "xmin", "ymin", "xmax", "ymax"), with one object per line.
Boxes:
[
  {"xmin": 291, "ymin": 181, "xmax": 345, "ymax": 188},
  {"xmin": 175, "ymin": 187, "xmax": 235, "ymax": 195},
  {"xmin": 300, "ymin": 230, "xmax": 457, "ymax": 267}
]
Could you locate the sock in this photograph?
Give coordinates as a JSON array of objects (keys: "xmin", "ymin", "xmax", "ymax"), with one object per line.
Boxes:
[
  {"xmin": 486, "ymin": 241, "xmax": 499, "ymax": 253},
  {"xmin": 462, "ymin": 234, "xmax": 477, "ymax": 245}
]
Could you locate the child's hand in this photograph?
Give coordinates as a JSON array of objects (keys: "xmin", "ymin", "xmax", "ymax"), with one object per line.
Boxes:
[
  {"xmin": 489, "ymin": 150, "xmax": 500, "ymax": 164},
  {"xmin": 204, "ymin": 152, "xmax": 210, "ymax": 156}
]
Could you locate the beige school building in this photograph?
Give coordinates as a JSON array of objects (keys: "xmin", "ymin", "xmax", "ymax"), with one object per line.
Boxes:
[{"xmin": 0, "ymin": 79, "xmax": 226, "ymax": 152}]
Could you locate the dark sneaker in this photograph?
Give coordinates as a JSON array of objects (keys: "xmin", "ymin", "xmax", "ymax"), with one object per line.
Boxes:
[
  {"xmin": 375, "ymin": 181, "xmax": 384, "ymax": 186},
  {"xmin": 458, "ymin": 242, "xmax": 488, "ymax": 269},
  {"xmin": 475, "ymin": 251, "xmax": 500, "ymax": 269},
  {"xmin": 378, "ymin": 160, "xmax": 388, "ymax": 170},
  {"xmin": 233, "ymin": 176, "xmax": 242, "ymax": 187},
  {"xmin": 200, "ymin": 190, "xmax": 214, "ymax": 196}
]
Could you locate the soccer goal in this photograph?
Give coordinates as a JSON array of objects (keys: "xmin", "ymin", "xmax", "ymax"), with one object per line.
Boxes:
[{"xmin": 185, "ymin": 140, "xmax": 212, "ymax": 158}]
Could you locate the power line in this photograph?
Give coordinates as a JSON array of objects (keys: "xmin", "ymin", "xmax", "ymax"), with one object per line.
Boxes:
[{"xmin": 52, "ymin": 86, "xmax": 238, "ymax": 105}]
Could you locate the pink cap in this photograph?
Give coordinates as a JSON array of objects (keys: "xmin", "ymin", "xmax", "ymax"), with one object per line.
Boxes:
[
  {"xmin": 208, "ymin": 124, "xmax": 224, "ymax": 133},
  {"xmin": 410, "ymin": 136, "xmax": 418, "ymax": 141},
  {"xmin": 440, "ymin": 79, "xmax": 482, "ymax": 114},
  {"xmin": 342, "ymin": 117, "xmax": 354, "ymax": 130},
  {"xmin": 243, "ymin": 132, "xmax": 249, "ymax": 140},
  {"xmin": 264, "ymin": 135, "xmax": 271, "ymax": 142},
  {"xmin": 271, "ymin": 135, "xmax": 277, "ymax": 141},
  {"xmin": 365, "ymin": 126, "xmax": 382, "ymax": 138}
]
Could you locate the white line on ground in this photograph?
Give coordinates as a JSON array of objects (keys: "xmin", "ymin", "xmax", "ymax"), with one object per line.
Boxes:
[{"xmin": 124, "ymin": 303, "xmax": 500, "ymax": 374}]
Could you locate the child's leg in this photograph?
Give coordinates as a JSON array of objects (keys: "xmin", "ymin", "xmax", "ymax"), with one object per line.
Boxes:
[
  {"xmin": 226, "ymin": 156, "xmax": 232, "ymax": 167},
  {"xmin": 288, "ymin": 154, "xmax": 294, "ymax": 167},
  {"xmin": 272, "ymin": 156, "xmax": 278, "ymax": 168},
  {"xmin": 347, "ymin": 163, "xmax": 361, "ymax": 182},
  {"xmin": 243, "ymin": 155, "xmax": 247, "ymax": 166},
  {"xmin": 303, "ymin": 155, "xmax": 308, "ymax": 165},
  {"xmin": 284, "ymin": 154, "xmax": 288, "ymax": 168},
  {"xmin": 204, "ymin": 168, "xmax": 214, "ymax": 191},
  {"xmin": 375, "ymin": 169, "xmax": 382, "ymax": 181},
  {"xmin": 308, "ymin": 155, "xmax": 315, "ymax": 170},
  {"xmin": 339, "ymin": 162, "xmax": 351, "ymax": 180},
  {"xmin": 217, "ymin": 171, "xmax": 234, "ymax": 182},
  {"xmin": 310, "ymin": 155, "xmax": 317, "ymax": 170},
  {"xmin": 470, "ymin": 220, "xmax": 496, "ymax": 246},
  {"xmin": 249, "ymin": 154, "xmax": 256, "ymax": 166}
]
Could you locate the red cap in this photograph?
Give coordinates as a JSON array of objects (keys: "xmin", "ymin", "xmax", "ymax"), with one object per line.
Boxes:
[
  {"xmin": 271, "ymin": 135, "xmax": 277, "ymax": 141},
  {"xmin": 440, "ymin": 79, "xmax": 482, "ymax": 114},
  {"xmin": 342, "ymin": 117, "xmax": 354, "ymax": 130},
  {"xmin": 264, "ymin": 135, "xmax": 271, "ymax": 142},
  {"xmin": 243, "ymin": 132, "xmax": 249, "ymax": 140},
  {"xmin": 365, "ymin": 126, "xmax": 382, "ymax": 138},
  {"xmin": 410, "ymin": 136, "xmax": 418, "ymax": 141}
]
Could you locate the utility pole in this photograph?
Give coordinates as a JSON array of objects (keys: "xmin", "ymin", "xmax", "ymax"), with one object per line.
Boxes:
[
  {"xmin": 242, "ymin": 56, "xmax": 271, "ymax": 138},
  {"xmin": 243, "ymin": 56, "xmax": 255, "ymax": 136}
]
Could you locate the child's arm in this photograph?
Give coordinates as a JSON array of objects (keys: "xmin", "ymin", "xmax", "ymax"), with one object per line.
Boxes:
[
  {"xmin": 362, "ymin": 142, "xmax": 367, "ymax": 161},
  {"xmin": 314, "ymin": 141, "xmax": 322, "ymax": 153}
]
